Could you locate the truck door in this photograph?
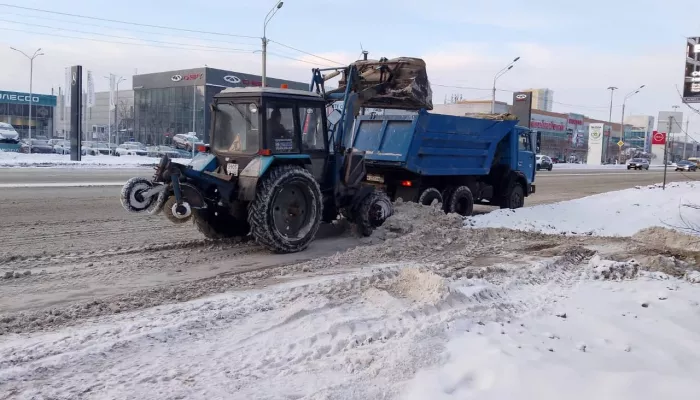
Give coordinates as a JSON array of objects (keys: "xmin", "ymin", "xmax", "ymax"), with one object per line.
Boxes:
[{"xmin": 517, "ymin": 130, "xmax": 536, "ymax": 184}]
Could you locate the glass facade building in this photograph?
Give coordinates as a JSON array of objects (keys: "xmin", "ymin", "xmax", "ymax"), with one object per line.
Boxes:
[
  {"xmin": 0, "ymin": 90, "xmax": 57, "ymax": 139},
  {"xmin": 132, "ymin": 68, "xmax": 307, "ymax": 145}
]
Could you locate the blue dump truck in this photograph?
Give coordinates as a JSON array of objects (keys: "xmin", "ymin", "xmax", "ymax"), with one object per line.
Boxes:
[{"xmin": 352, "ymin": 110, "xmax": 536, "ymax": 216}]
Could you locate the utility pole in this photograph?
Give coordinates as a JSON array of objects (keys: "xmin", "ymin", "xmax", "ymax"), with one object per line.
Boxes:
[
  {"xmin": 10, "ymin": 47, "xmax": 44, "ymax": 152},
  {"xmin": 262, "ymin": 1, "xmax": 284, "ymax": 87},
  {"xmin": 607, "ymin": 87, "xmax": 617, "ymax": 123},
  {"xmin": 115, "ymin": 76, "xmax": 125, "ymax": 145},
  {"xmin": 683, "ymin": 119, "xmax": 689, "ymax": 159},
  {"xmin": 491, "ymin": 57, "xmax": 520, "ymax": 113},
  {"xmin": 663, "ymin": 115, "xmax": 672, "ymax": 190}
]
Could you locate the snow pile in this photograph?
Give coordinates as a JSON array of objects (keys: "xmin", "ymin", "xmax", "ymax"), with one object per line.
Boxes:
[
  {"xmin": 587, "ymin": 254, "xmax": 639, "ymax": 280},
  {"xmin": 402, "ymin": 276, "xmax": 700, "ymax": 400},
  {"xmin": 0, "ymin": 152, "xmax": 189, "ymax": 168},
  {"xmin": 467, "ymin": 181, "xmax": 700, "ymax": 237}
]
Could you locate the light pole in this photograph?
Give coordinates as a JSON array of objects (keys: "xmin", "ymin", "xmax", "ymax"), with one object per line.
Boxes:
[
  {"xmin": 619, "ymin": 85, "xmax": 645, "ymax": 163},
  {"xmin": 10, "ymin": 47, "xmax": 44, "ymax": 153},
  {"xmin": 491, "ymin": 56, "xmax": 520, "ymax": 113},
  {"xmin": 115, "ymin": 76, "xmax": 125, "ymax": 145},
  {"xmin": 606, "ymin": 87, "xmax": 617, "ymax": 123},
  {"xmin": 262, "ymin": 1, "xmax": 284, "ymax": 87}
]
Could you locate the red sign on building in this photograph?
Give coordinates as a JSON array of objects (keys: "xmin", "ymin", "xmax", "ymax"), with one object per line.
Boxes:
[{"xmin": 651, "ymin": 130, "xmax": 666, "ymax": 145}]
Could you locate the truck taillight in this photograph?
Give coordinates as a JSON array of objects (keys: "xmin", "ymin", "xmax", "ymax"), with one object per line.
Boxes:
[
  {"xmin": 400, "ymin": 180, "xmax": 413, "ymax": 187},
  {"xmin": 196, "ymin": 144, "xmax": 209, "ymax": 153}
]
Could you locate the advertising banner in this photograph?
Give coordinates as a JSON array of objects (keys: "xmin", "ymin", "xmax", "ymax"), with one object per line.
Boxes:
[
  {"xmin": 651, "ymin": 130, "xmax": 666, "ymax": 145},
  {"xmin": 86, "ymin": 71, "xmax": 95, "ymax": 108},
  {"xmin": 587, "ymin": 122, "xmax": 604, "ymax": 165},
  {"xmin": 650, "ymin": 131, "xmax": 666, "ymax": 165},
  {"xmin": 683, "ymin": 37, "xmax": 700, "ymax": 103}
]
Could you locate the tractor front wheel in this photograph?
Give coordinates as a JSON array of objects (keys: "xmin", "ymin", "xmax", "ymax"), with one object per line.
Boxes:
[{"xmin": 248, "ymin": 165, "xmax": 322, "ymax": 253}]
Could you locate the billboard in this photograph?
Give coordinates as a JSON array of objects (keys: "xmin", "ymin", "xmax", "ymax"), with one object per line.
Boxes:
[
  {"xmin": 657, "ymin": 111, "xmax": 684, "ymax": 134},
  {"xmin": 683, "ymin": 37, "xmax": 700, "ymax": 103},
  {"xmin": 587, "ymin": 122, "xmax": 604, "ymax": 165}
]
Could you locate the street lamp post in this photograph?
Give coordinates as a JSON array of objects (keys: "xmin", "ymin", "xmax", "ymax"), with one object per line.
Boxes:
[
  {"xmin": 115, "ymin": 76, "xmax": 125, "ymax": 145},
  {"xmin": 262, "ymin": 1, "xmax": 284, "ymax": 87},
  {"xmin": 10, "ymin": 47, "xmax": 44, "ymax": 153},
  {"xmin": 619, "ymin": 85, "xmax": 645, "ymax": 163},
  {"xmin": 491, "ymin": 57, "xmax": 520, "ymax": 113}
]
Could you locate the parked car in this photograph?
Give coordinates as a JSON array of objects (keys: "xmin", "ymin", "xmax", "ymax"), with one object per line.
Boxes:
[
  {"xmin": 550, "ymin": 157, "xmax": 560, "ymax": 164},
  {"xmin": 81, "ymin": 141, "xmax": 103, "ymax": 156},
  {"xmin": 20, "ymin": 139, "xmax": 54, "ymax": 154},
  {"xmin": 627, "ymin": 158, "xmax": 649, "ymax": 170},
  {"xmin": 146, "ymin": 145, "xmax": 182, "ymax": 158},
  {"xmin": 173, "ymin": 132, "xmax": 204, "ymax": 151},
  {"xmin": 675, "ymin": 160, "xmax": 698, "ymax": 172},
  {"xmin": 536, "ymin": 154, "xmax": 553, "ymax": 171},
  {"xmin": 94, "ymin": 142, "xmax": 114, "ymax": 155},
  {"xmin": 53, "ymin": 139, "xmax": 71, "ymax": 154},
  {"xmin": 115, "ymin": 142, "xmax": 148, "ymax": 156}
]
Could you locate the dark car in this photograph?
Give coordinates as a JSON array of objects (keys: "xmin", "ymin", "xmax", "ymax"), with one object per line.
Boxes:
[
  {"xmin": 20, "ymin": 139, "xmax": 55, "ymax": 154},
  {"xmin": 675, "ymin": 160, "xmax": 698, "ymax": 172},
  {"xmin": 627, "ymin": 158, "xmax": 649, "ymax": 170}
]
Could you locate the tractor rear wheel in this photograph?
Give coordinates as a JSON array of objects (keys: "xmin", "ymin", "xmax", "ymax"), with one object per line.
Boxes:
[
  {"xmin": 356, "ymin": 190, "xmax": 393, "ymax": 236},
  {"xmin": 248, "ymin": 165, "xmax": 322, "ymax": 253},
  {"xmin": 193, "ymin": 207, "xmax": 250, "ymax": 240}
]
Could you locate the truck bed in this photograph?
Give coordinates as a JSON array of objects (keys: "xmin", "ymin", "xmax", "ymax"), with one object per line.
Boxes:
[{"xmin": 351, "ymin": 110, "xmax": 519, "ymax": 176}]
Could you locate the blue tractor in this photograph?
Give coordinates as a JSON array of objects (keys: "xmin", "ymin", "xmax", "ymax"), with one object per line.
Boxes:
[{"xmin": 120, "ymin": 57, "xmax": 431, "ymax": 253}]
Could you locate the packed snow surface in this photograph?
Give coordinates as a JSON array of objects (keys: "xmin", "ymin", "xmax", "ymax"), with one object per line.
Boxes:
[
  {"xmin": 1, "ymin": 252, "xmax": 699, "ymax": 400},
  {"xmin": 468, "ymin": 181, "xmax": 700, "ymax": 237},
  {"xmin": 0, "ymin": 152, "xmax": 188, "ymax": 168}
]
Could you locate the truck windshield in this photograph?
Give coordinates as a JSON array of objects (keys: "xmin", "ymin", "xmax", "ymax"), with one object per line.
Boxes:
[{"xmin": 212, "ymin": 102, "xmax": 260, "ymax": 154}]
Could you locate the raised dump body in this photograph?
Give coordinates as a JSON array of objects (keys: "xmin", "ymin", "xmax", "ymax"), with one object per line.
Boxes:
[{"xmin": 351, "ymin": 110, "xmax": 536, "ymax": 214}]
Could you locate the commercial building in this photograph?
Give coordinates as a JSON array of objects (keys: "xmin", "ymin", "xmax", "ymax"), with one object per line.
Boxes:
[
  {"xmin": 623, "ymin": 115, "xmax": 655, "ymax": 151},
  {"xmin": 58, "ymin": 89, "xmax": 134, "ymax": 143},
  {"xmin": 522, "ymin": 88, "xmax": 554, "ymax": 112},
  {"xmin": 132, "ymin": 67, "xmax": 307, "ymax": 145},
  {"xmin": 0, "ymin": 89, "xmax": 57, "ymax": 139}
]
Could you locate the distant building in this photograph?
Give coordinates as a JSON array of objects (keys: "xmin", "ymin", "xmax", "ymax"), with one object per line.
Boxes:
[
  {"xmin": 623, "ymin": 115, "xmax": 655, "ymax": 152},
  {"xmin": 521, "ymin": 88, "xmax": 553, "ymax": 112},
  {"xmin": 432, "ymin": 100, "xmax": 509, "ymax": 116}
]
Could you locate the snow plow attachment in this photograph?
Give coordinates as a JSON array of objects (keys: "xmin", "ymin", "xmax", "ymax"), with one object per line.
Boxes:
[{"xmin": 328, "ymin": 57, "xmax": 433, "ymax": 111}]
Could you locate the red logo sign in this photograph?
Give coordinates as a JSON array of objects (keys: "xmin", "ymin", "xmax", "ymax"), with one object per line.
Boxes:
[
  {"xmin": 651, "ymin": 131, "xmax": 666, "ymax": 145},
  {"xmin": 530, "ymin": 119, "xmax": 566, "ymax": 131},
  {"xmin": 567, "ymin": 118, "xmax": 583, "ymax": 125}
]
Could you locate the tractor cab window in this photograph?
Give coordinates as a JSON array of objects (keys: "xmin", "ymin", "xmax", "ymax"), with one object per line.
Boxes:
[
  {"xmin": 300, "ymin": 106, "xmax": 326, "ymax": 151},
  {"xmin": 212, "ymin": 102, "xmax": 260, "ymax": 154},
  {"xmin": 265, "ymin": 102, "xmax": 298, "ymax": 153}
]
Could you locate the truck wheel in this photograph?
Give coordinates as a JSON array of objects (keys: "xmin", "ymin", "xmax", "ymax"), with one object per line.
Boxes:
[
  {"xmin": 418, "ymin": 187, "xmax": 442, "ymax": 206},
  {"xmin": 441, "ymin": 186, "xmax": 456, "ymax": 213},
  {"xmin": 500, "ymin": 180, "xmax": 525, "ymax": 209},
  {"xmin": 248, "ymin": 165, "xmax": 322, "ymax": 253},
  {"xmin": 120, "ymin": 177, "xmax": 158, "ymax": 213},
  {"xmin": 356, "ymin": 190, "xmax": 393, "ymax": 236},
  {"xmin": 193, "ymin": 207, "xmax": 250, "ymax": 240},
  {"xmin": 448, "ymin": 186, "xmax": 474, "ymax": 216}
]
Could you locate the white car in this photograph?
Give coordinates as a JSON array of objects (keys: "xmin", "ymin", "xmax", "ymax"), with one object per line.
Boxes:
[
  {"xmin": 173, "ymin": 133, "xmax": 203, "ymax": 151},
  {"xmin": 0, "ymin": 122, "xmax": 19, "ymax": 142},
  {"xmin": 53, "ymin": 139, "xmax": 71, "ymax": 154},
  {"xmin": 81, "ymin": 141, "xmax": 103, "ymax": 156},
  {"xmin": 115, "ymin": 142, "xmax": 148, "ymax": 156}
]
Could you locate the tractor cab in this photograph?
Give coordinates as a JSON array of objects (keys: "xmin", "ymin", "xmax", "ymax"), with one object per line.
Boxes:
[{"xmin": 209, "ymin": 87, "xmax": 331, "ymax": 176}]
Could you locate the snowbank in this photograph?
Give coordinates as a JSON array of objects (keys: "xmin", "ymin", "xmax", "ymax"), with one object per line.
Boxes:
[
  {"xmin": 0, "ymin": 152, "xmax": 189, "ymax": 168},
  {"xmin": 467, "ymin": 181, "xmax": 700, "ymax": 237},
  {"xmin": 403, "ymin": 274, "xmax": 700, "ymax": 400}
]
